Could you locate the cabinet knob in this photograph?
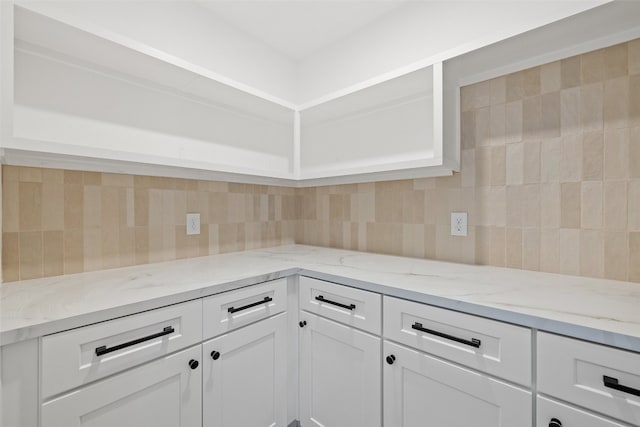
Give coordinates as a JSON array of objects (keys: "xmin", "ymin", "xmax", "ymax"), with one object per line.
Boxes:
[
  {"xmin": 188, "ymin": 359, "xmax": 199, "ymax": 370},
  {"xmin": 549, "ymin": 418, "xmax": 562, "ymax": 427},
  {"xmin": 210, "ymin": 351, "xmax": 221, "ymax": 360},
  {"xmin": 386, "ymin": 354, "xmax": 396, "ymax": 365},
  {"xmin": 299, "ymin": 320, "xmax": 307, "ymax": 328}
]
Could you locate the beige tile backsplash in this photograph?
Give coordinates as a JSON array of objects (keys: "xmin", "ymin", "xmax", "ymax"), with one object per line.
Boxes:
[
  {"xmin": 2, "ymin": 169, "xmax": 297, "ymax": 281},
  {"xmin": 2, "ymin": 39, "xmax": 640, "ymax": 283},
  {"xmin": 297, "ymin": 39, "xmax": 640, "ymax": 283}
]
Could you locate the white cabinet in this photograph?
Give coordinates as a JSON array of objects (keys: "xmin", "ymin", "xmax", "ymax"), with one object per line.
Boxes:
[
  {"xmin": 203, "ymin": 278, "xmax": 288, "ymax": 339},
  {"xmin": 298, "ymin": 312, "xmax": 381, "ymax": 427},
  {"xmin": 538, "ymin": 332, "xmax": 640, "ymax": 426},
  {"xmin": 298, "ymin": 276, "xmax": 381, "ymax": 335},
  {"xmin": 383, "ymin": 340, "xmax": 531, "ymax": 427},
  {"xmin": 382, "ymin": 294, "xmax": 532, "ymax": 427},
  {"xmin": 7, "ymin": 4, "xmax": 296, "ymax": 185},
  {"xmin": 41, "ymin": 299, "xmax": 202, "ymax": 399},
  {"xmin": 537, "ymin": 396, "xmax": 630, "ymax": 427},
  {"xmin": 3, "ymin": 3, "xmax": 457, "ymax": 185},
  {"xmin": 0, "ymin": 339, "xmax": 38, "ymax": 427},
  {"xmin": 299, "ymin": 63, "xmax": 454, "ymax": 185},
  {"xmin": 41, "ymin": 344, "xmax": 202, "ymax": 427},
  {"xmin": 202, "ymin": 312, "xmax": 288, "ymax": 427},
  {"xmin": 25, "ymin": 275, "xmax": 640, "ymax": 427},
  {"xmin": 383, "ymin": 295, "xmax": 531, "ymax": 386}
]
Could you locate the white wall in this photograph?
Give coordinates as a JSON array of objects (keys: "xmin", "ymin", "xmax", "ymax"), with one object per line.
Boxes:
[
  {"xmin": 296, "ymin": 0, "xmax": 610, "ymax": 104},
  {"xmin": 15, "ymin": 0, "xmax": 298, "ymax": 103},
  {"xmin": 0, "ymin": 1, "xmax": 12, "ymax": 285},
  {"xmin": 0, "ymin": 1, "xmax": 13, "ymax": 146}
]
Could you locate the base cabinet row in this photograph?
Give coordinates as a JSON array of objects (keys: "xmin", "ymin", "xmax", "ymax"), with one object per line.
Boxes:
[
  {"xmin": 41, "ymin": 313, "xmax": 288, "ymax": 427},
  {"xmin": 10, "ymin": 277, "xmax": 639, "ymax": 427}
]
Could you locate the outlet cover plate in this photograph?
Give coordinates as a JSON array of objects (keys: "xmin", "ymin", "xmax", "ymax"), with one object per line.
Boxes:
[
  {"xmin": 186, "ymin": 213, "xmax": 201, "ymax": 235},
  {"xmin": 451, "ymin": 212, "xmax": 468, "ymax": 237}
]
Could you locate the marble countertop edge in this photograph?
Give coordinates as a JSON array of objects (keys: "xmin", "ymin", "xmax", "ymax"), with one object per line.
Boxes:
[
  {"xmin": 0, "ymin": 267, "xmax": 299, "ymax": 346},
  {"xmin": 299, "ymin": 269, "xmax": 640, "ymax": 353},
  {"xmin": 2, "ymin": 245, "xmax": 639, "ymax": 352}
]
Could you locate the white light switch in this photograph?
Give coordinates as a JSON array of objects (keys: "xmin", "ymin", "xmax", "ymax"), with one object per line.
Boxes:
[
  {"xmin": 451, "ymin": 212, "xmax": 467, "ymax": 237},
  {"xmin": 186, "ymin": 213, "xmax": 200, "ymax": 235}
]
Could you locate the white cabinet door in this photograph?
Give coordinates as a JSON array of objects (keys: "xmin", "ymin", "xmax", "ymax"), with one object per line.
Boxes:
[
  {"xmin": 41, "ymin": 345, "xmax": 202, "ymax": 427},
  {"xmin": 299, "ymin": 312, "xmax": 381, "ymax": 427},
  {"xmin": 383, "ymin": 340, "xmax": 531, "ymax": 427},
  {"xmin": 202, "ymin": 313, "xmax": 288, "ymax": 427}
]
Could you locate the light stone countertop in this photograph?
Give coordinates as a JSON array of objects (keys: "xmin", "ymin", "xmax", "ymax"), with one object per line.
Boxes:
[{"xmin": 2, "ymin": 244, "xmax": 640, "ymax": 351}]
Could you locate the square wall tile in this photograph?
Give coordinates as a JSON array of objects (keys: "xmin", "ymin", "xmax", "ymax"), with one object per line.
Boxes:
[
  {"xmin": 561, "ymin": 182, "xmax": 581, "ymax": 228},
  {"xmin": 604, "ymin": 128, "xmax": 629, "ymax": 180},
  {"xmin": 604, "ymin": 231, "xmax": 628, "ymax": 281},
  {"xmin": 604, "ymin": 43, "xmax": 628, "ymax": 80},
  {"xmin": 581, "ymin": 181, "xmax": 603, "ymax": 229},
  {"xmin": 541, "ymin": 61, "xmax": 561, "ymax": 94},
  {"xmin": 582, "ymin": 131, "xmax": 604, "ymax": 180},
  {"xmin": 561, "ymin": 56, "xmax": 582, "ymax": 89}
]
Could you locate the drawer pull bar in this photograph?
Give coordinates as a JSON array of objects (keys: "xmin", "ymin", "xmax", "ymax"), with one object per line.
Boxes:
[
  {"xmin": 411, "ymin": 322, "xmax": 481, "ymax": 348},
  {"xmin": 95, "ymin": 326, "xmax": 175, "ymax": 356},
  {"xmin": 315, "ymin": 295, "xmax": 356, "ymax": 310},
  {"xmin": 228, "ymin": 296, "xmax": 273, "ymax": 314},
  {"xmin": 603, "ymin": 375, "xmax": 640, "ymax": 397}
]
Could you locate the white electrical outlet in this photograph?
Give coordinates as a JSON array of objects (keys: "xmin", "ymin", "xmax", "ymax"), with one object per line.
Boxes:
[
  {"xmin": 451, "ymin": 212, "xmax": 468, "ymax": 237},
  {"xmin": 186, "ymin": 213, "xmax": 200, "ymax": 235}
]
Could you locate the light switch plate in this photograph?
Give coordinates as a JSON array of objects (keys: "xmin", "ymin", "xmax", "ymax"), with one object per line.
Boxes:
[
  {"xmin": 186, "ymin": 213, "xmax": 200, "ymax": 235},
  {"xmin": 451, "ymin": 212, "xmax": 467, "ymax": 237}
]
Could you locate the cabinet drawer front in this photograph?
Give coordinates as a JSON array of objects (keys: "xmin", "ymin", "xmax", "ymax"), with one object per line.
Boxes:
[
  {"xmin": 537, "ymin": 396, "xmax": 630, "ymax": 427},
  {"xmin": 41, "ymin": 344, "xmax": 202, "ymax": 427},
  {"xmin": 203, "ymin": 278, "xmax": 287, "ymax": 339},
  {"xmin": 538, "ymin": 332, "xmax": 640, "ymax": 426},
  {"xmin": 383, "ymin": 340, "xmax": 532, "ymax": 427},
  {"xmin": 203, "ymin": 313, "xmax": 287, "ymax": 427},
  {"xmin": 299, "ymin": 276, "xmax": 381, "ymax": 335},
  {"xmin": 41, "ymin": 299, "xmax": 202, "ymax": 399},
  {"xmin": 383, "ymin": 296, "xmax": 531, "ymax": 385}
]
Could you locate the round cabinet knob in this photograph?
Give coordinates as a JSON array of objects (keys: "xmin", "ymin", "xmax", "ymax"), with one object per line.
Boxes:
[
  {"xmin": 188, "ymin": 359, "xmax": 199, "ymax": 370},
  {"xmin": 210, "ymin": 351, "xmax": 221, "ymax": 360},
  {"xmin": 299, "ymin": 320, "xmax": 307, "ymax": 328},
  {"xmin": 549, "ymin": 418, "xmax": 562, "ymax": 427},
  {"xmin": 386, "ymin": 355, "xmax": 396, "ymax": 365}
]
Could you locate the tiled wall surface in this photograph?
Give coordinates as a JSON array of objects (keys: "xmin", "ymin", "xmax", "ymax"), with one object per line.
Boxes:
[
  {"xmin": 2, "ymin": 39, "xmax": 639, "ymax": 283},
  {"xmin": 2, "ymin": 167, "xmax": 297, "ymax": 281},
  {"xmin": 297, "ymin": 39, "xmax": 640, "ymax": 283}
]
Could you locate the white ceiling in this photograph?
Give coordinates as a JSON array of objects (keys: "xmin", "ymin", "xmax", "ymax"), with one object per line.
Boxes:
[
  {"xmin": 197, "ymin": 0, "xmax": 407, "ymax": 60},
  {"xmin": 17, "ymin": 0, "xmax": 616, "ymax": 105}
]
